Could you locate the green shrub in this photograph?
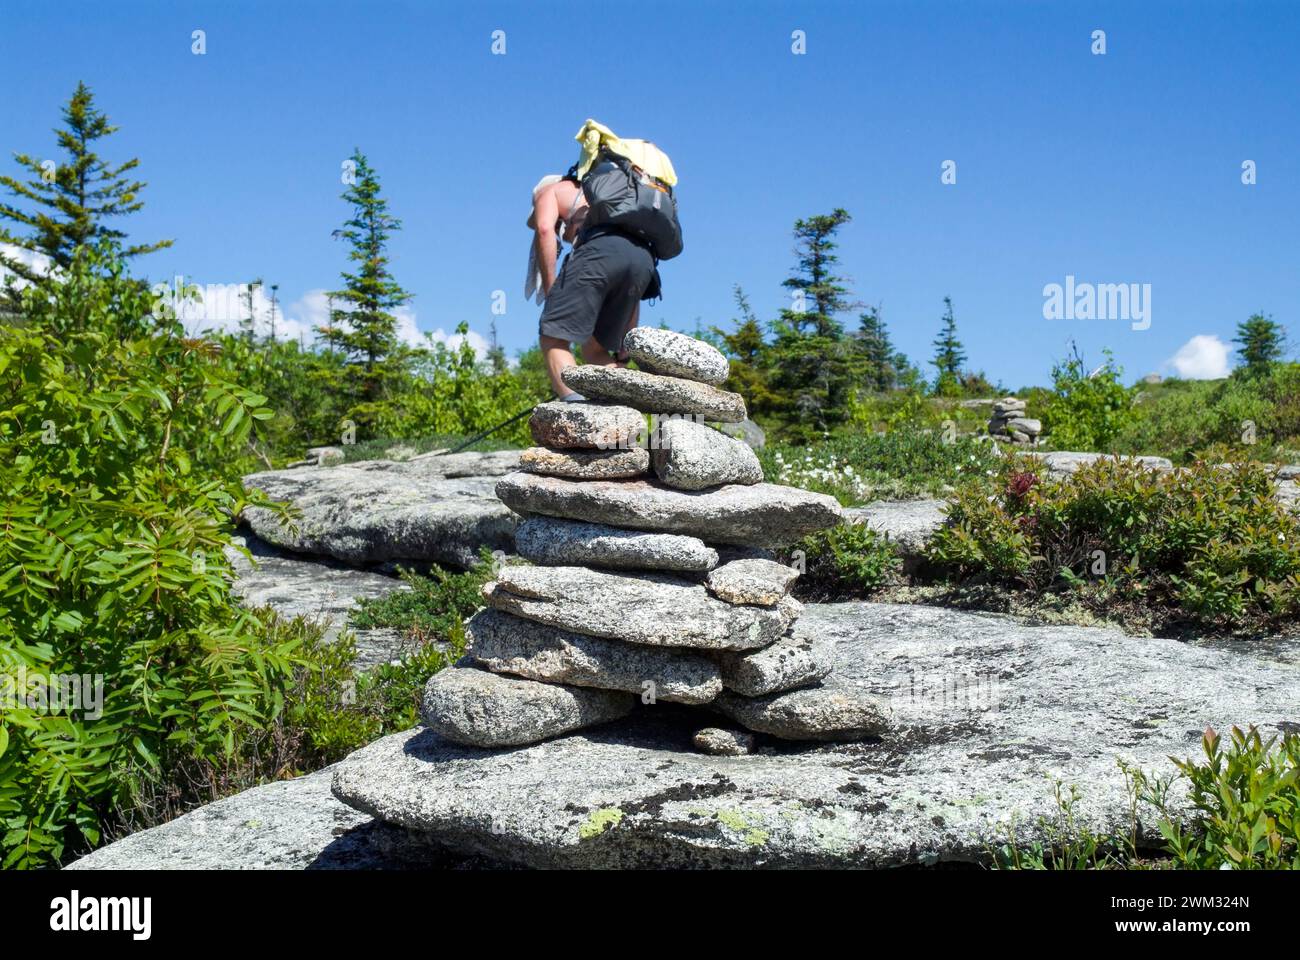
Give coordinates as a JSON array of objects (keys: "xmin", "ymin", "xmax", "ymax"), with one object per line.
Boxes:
[
  {"xmin": 928, "ymin": 455, "xmax": 1300, "ymax": 629},
  {"xmin": 999, "ymin": 728, "xmax": 1300, "ymax": 870},
  {"xmin": 843, "ymin": 389, "xmax": 993, "ymax": 439},
  {"xmin": 1042, "ymin": 347, "xmax": 1138, "ymax": 451},
  {"xmin": 1149, "ymin": 726, "xmax": 1299, "ymax": 869},
  {"xmin": 286, "ymin": 617, "xmax": 461, "ymax": 763},
  {"xmin": 203, "ymin": 327, "xmax": 546, "ymax": 467},
  {"xmin": 214, "ymin": 333, "xmax": 349, "ymax": 469},
  {"xmin": 349, "ymin": 639, "xmax": 464, "ymax": 738},
  {"xmin": 350, "ymin": 554, "xmax": 494, "ymax": 643},
  {"xmin": 115, "ymin": 609, "xmax": 352, "ymax": 837},
  {"xmin": 0, "ymin": 242, "xmax": 301, "ymax": 868},
  {"xmin": 332, "ymin": 557, "xmax": 493, "ymax": 739},
  {"xmin": 992, "ymin": 777, "xmax": 1142, "ymax": 870},
  {"xmin": 116, "ymin": 600, "xmax": 470, "ymax": 842},
  {"xmin": 355, "ymin": 329, "xmax": 542, "ymax": 448},
  {"xmin": 928, "ymin": 473, "xmax": 1038, "ymax": 582},
  {"xmin": 790, "ymin": 522, "xmax": 901, "ymax": 601},
  {"xmin": 1115, "ymin": 365, "xmax": 1300, "ymax": 464}
]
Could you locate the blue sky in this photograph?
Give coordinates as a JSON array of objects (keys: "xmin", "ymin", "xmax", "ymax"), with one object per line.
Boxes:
[{"xmin": 3, "ymin": 0, "xmax": 1297, "ymax": 388}]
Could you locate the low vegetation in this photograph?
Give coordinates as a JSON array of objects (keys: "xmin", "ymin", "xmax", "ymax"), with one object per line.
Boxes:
[
  {"xmin": 1041, "ymin": 347, "xmax": 1138, "ymax": 451},
  {"xmin": 788, "ymin": 523, "xmax": 901, "ymax": 602},
  {"xmin": 928, "ymin": 456, "xmax": 1300, "ymax": 635},
  {"xmin": 349, "ymin": 556, "xmax": 492, "ymax": 646},
  {"xmin": 336, "ymin": 431, "xmax": 517, "ymax": 464},
  {"xmin": 759, "ymin": 431, "xmax": 1002, "ymax": 505},
  {"xmin": 995, "ymin": 727, "xmax": 1300, "ymax": 870},
  {"xmin": 1113, "ymin": 363, "xmax": 1300, "ymax": 466}
]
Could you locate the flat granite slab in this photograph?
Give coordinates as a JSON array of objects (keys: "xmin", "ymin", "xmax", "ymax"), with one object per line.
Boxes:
[
  {"xmin": 227, "ymin": 534, "xmax": 412, "ymax": 672},
  {"xmin": 330, "ymin": 602, "xmax": 1300, "ymax": 868},
  {"xmin": 243, "ymin": 462, "xmax": 516, "ymax": 568},
  {"xmin": 69, "ymin": 602, "xmax": 1300, "ymax": 869},
  {"xmin": 495, "ymin": 472, "xmax": 843, "ymax": 548},
  {"xmin": 67, "ymin": 766, "xmax": 485, "ymax": 870}
]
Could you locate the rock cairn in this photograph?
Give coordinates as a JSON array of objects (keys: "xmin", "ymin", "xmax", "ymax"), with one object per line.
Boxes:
[
  {"xmin": 283, "ymin": 445, "xmax": 345, "ymax": 469},
  {"xmin": 987, "ymin": 396, "xmax": 1041, "ymax": 445},
  {"xmin": 418, "ymin": 327, "xmax": 892, "ymax": 752}
]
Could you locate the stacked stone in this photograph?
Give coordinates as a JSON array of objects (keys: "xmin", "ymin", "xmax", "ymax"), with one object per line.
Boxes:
[
  {"xmin": 987, "ymin": 396, "xmax": 1041, "ymax": 445},
  {"xmin": 419, "ymin": 327, "xmax": 891, "ymax": 753}
]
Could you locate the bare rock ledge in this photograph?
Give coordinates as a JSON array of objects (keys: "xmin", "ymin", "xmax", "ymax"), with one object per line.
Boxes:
[
  {"xmin": 329, "ymin": 603, "xmax": 1300, "ymax": 868},
  {"xmin": 71, "ymin": 602, "xmax": 1300, "ymax": 869}
]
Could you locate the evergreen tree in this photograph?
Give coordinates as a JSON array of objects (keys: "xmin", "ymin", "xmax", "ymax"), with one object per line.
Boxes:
[
  {"xmin": 720, "ymin": 286, "xmax": 764, "ymax": 364},
  {"xmin": 1233, "ymin": 312, "xmax": 1287, "ymax": 378},
  {"xmin": 316, "ymin": 150, "xmax": 413, "ymax": 417},
  {"xmin": 0, "ymin": 82, "xmax": 171, "ymax": 296},
  {"xmin": 854, "ymin": 305, "xmax": 904, "ymax": 392},
  {"xmin": 487, "ymin": 320, "xmax": 508, "ymax": 373},
  {"xmin": 240, "ymin": 278, "xmax": 263, "ymax": 344},
  {"xmin": 930, "ymin": 296, "xmax": 967, "ymax": 395},
  {"xmin": 767, "ymin": 210, "xmax": 861, "ymax": 439},
  {"xmin": 714, "ymin": 285, "xmax": 781, "ymax": 422},
  {"xmin": 780, "ymin": 208, "xmax": 853, "ymax": 337},
  {"xmin": 268, "ymin": 283, "xmax": 279, "ymax": 342}
]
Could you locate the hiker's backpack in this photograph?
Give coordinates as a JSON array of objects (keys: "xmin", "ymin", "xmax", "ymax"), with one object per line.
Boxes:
[{"xmin": 580, "ymin": 150, "xmax": 683, "ymax": 261}]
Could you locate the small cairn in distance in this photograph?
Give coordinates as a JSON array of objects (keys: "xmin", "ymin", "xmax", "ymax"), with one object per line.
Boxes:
[{"xmin": 987, "ymin": 396, "xmax": 1041, "ymax": 445}]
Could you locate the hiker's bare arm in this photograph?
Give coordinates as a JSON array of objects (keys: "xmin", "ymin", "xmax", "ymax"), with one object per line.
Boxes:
[{"xmin": 532, "ymin": 188, "xmax": 560, "ymax": 294}]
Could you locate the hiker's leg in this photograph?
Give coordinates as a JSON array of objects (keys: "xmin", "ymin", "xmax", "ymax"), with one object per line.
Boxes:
[
  {"xmin": 580, "ymin": 336, "xmax": 619, "ymax": 366},
  {"xmin": 591, "ymin": 237, "xmax": 655, "ymax": 362},
  {"xmin": 541, "ymin": 335, "xmax": 580, "ymax": 398},
  {"xmin": 538, "ymin": 242, "xmax": 607, "ymax": 397}
]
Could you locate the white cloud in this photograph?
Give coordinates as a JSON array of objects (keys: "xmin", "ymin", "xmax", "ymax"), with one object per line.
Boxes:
[
  {"xmin": 240, "ymin": 287, "xmax": 492, "ymax": 359},
  {"xmin": 170, "ymin": 280, "xmax": 315, "ymax": 343},
  {"xmin": 421, "ymin": 323, "xmax": 491, "ymax": 359},
  {"xmin": 7, "ymin": 260, "xmax": 494, "ymax": 362},
  {"xmin": 393, "ymin": 307, "xmax": 424, "ymax": 348},
  {"xmin": 287, "ymin": 288, "xmax": 331, "ymax": 336},
  {"xmin": 1166, "ymin": 334, "xmax": 1231, "ymax": 380},
  {"xmin": 0, "ymin": 243, "xmax": 54, "ymax": 289}
]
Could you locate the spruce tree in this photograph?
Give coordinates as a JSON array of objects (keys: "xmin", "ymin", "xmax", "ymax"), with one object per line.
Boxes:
[
  {"xmin": 1233, "ymin": 312, "xmax": 1287, "ymax": 378},
  {"xmin": 713, "ymin": 285, "xmax": 780, "ymax": 422},
  {"xmin": 0, "ymin": 82, "xmax": 171, "ymax": 294},
  {"xmin": 766, "ymin": 211, "xmax": 861, "ymax": 439},
  {"xmin": 855, "ymin": 306, "xmax": 902, "ymax": 392},
  {"xmin": 240, "ymin": 278, "xmax": 263, "ymax": 344},
  {"xmin": 316, "ymin": 150, "xmax": 412, "ymax": 413},
  {"xmin": 780, "ymin": 209, "xmax": 853, "ymax": 337},
  {"xmin": 930, "ymin": 296, "xmax": 967, "ymax": 395},
  {"xmin": 721, "ymin": 286, "xmax": 764, "ymax": 365},
  {"xmin": 487, "ymin": 320, "xmax": 508, "ymax": 373}
]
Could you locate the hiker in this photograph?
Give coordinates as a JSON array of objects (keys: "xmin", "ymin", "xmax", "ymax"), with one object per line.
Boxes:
[
  {"xmin": 528, "ymin": 174, "xmax": 649, "ymax": 401},
  {"xmin": 527, "ymin": 120, "xmax": 682, "ymax": 402}
]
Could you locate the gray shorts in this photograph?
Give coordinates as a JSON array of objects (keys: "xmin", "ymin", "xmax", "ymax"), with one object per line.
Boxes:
[{"xmin": 539, "ymin": 231, "xmax": 655, "ymax": 353}]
